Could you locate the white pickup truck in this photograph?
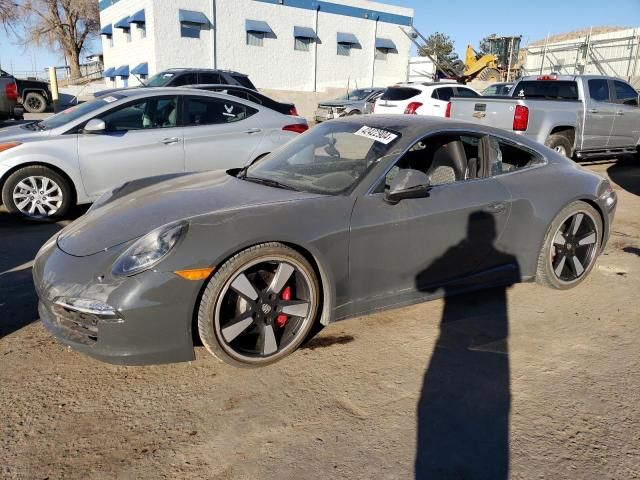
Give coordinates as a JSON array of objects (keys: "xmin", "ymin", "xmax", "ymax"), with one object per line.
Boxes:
[{"xmin": 448, "ymin": 74, "xmax": 640, "ymax": 159}]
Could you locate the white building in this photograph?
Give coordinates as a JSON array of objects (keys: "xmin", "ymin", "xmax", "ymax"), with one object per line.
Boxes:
[{"xmin": 98, "ymin": 0, "xmax": 414, "ymax": 91}]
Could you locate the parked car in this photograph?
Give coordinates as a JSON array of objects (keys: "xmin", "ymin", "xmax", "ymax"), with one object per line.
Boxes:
[
  {"xmin": 184, "ymin": 84, "xmax": 299, "ymax": 116},
  {"xmin": 0, "ymin": 88, "xmax": 308, "ymax": 219},
  {"xmin": 0, "ymin": 74, "xmax": 24, "ymax": 121},
  {"xmin": 0, "ymin": 68, "xmax": 51, "ymax": 114},
  {"xmin": 314, "ymin": 88, "xmax": 385, "ymax": 122},
  {"xmin": 33, "ymin": 115, "xmax": 616, "ymax": 367},
  {"xmin": 482, "ymin": 82, "xmax": 514, "ymax": 96},
  {"xmin": 95, "ymin": 68, "xmax": 257, "ymax": 97},
  {"xmin": 448, "ymin": 74, "xmax": 640, "ymax": 158},
  {"xmin": 373, "ymin": 82, "xmax": 480, "ymax": 116}
]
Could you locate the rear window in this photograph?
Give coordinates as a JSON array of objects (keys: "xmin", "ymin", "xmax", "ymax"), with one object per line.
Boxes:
[
  {"xmin": 512, "ymin": 81, "xmax": 579, "ymax": 100},
  {"xmin": 232, "ymin": 74, "xmax": 256, "ymax": 90},
  {"xmin": 381, "ymin": 87, "xmax": 421, "ymax": 101},
  {"xmin": 455, "ymin": 88, "xmax": 479, "ymax": 98}
]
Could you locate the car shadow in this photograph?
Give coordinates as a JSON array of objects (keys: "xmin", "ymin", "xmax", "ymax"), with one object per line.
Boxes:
[
  {"xmin": 414, "ymin": 212, "xmax": 520, "ymax": 479},
  {"xmin": 0, "ymin": 207, "xmax": 86, "ymax": 338},
  {"xmin": 607, "ymin": 158, "xmax": 640, "ymax": 197}
]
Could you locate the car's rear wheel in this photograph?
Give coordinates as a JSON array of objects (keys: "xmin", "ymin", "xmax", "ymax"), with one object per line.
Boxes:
[
  {"xmin": 197, "ymin": 243, "xmax": 320, "ymax": 367},
  {"xmin": 1, "ymin": 166, "xmax": 72, "ymax": 219},
  {"xmin": 536, "ymin": 201, "xmax": 602, "ymax": 289},
  {"xmin": 23, "ymin": 92, "xmax": 47, "ymax": 113}
]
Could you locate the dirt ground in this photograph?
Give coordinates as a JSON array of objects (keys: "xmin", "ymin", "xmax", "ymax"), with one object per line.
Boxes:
[{"xmin": 0, "ymin": 160, "xmax": 639, "ymax": 480}]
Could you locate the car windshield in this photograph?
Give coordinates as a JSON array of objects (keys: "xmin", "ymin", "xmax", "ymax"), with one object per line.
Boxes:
[
  {"xmin": 245, "ymin": 122, "xmax": 401, "ymax": 195},
  {"xmin": 37, "ymin": 95, "xmax": 125, "ymax": 130},
  {"xmin": 336, "ymin": 89, "xmax": 374, "ymax": 101},
  {"xmin": 144, "ymin": 72, "xmax": 175, "ymax": 87}
]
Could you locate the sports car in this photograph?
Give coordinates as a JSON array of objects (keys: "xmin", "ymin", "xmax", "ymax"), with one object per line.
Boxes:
[{"xmin": 33, "ymin": 116, "xmax": 617, "ymax": 367}]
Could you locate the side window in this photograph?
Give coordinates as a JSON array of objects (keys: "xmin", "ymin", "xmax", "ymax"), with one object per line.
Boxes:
[
  {"xmin": 485, "ymin": 136, "xmax": 543, "ymax": 175},
  {"xmin": 381, "ymin": 134, "xmax": 481, "ymax": 191},
  {"xmin": 456, "ymin": 88, "xmax": 480, "ymax": 98},
  {"xmin": 184, "ymin": 97, "xmax": 257, "ymax": 126},
  {"xmin": 199, "ymin": 72, "xmax": 222, "ymax": 84},
  {"xmin": 436, "ymin": 87, "xmax": 454, "ymax": 101},
  {"xmin": 430, "ymin": 89, "xmax": 440, "ymax": 100},
  {"xmin": 247, "ymin": 93, "xmax": 264, "ymax": 105},
  {"xmin": 171, "ymin": 73, "xmax": 198, "ymax": 86},
  {"xmin": 99, "ymin": 97, "xmax": 178, "ymax": 131},
  {"xmin": 613, "ymin": 80, "xmax": 639, "ymax": 106},
  {"xmin": 588, "ymin": 79, "xmax": 610, "ymax": 103}
]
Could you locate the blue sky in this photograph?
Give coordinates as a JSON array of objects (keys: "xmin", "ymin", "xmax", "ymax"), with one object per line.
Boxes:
[{"xmin": 0, "ymin": 0, "xmax": 639, "ymax": 74}]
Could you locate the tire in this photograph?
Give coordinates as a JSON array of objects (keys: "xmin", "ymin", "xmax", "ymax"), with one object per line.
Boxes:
[
  {"xmin": 545, "ymin": 134, "xmax": 573, "ymax": 158},
  {"xmin": 477, "ymin": 67, "xmax": 501, "ymax": 82},
  {"xmin": 197, "ymin": 242, "xmax": 320, "ymax": 367},
  {"xmin": 347, "ymin": 110, "xmax": 361, "ymax": 116},
  {"xmin": 23, "ymin": 92, "xmax": 47, "ymax": 113},
  {"xmin": 535, "ymin": 201, "xmax": 602, "ymax": 290},
  {"xmin": 1, "ymin": 166, "xmax": 73, "ymax": 219}
]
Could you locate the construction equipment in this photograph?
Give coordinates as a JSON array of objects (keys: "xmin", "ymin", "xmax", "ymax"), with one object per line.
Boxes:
[{"xmin": 401, "ymin": 28, "xmax": 521, "ymax": 83}]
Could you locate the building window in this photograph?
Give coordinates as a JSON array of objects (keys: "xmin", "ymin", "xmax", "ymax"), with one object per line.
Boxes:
[
  {"xmin": 138, "ymin": 25, "xmax": 146, "ymax": 39},
  {"xmin": 107, "ymin": 36, "xmax": 113, "ymax": 47},
  {"xmin": 337, "ymin": 43, "xmax": 351, "ymax": 56},
  {"xmin": 124, "ymin": 29, "xmax": 131, "ymax": 43},
  {"xmin": 247, "ymin": 31, "xmax": 264, "ymax": 47},
  {"xmin": 375, "ymin": 48, "xmax": 388, "ymax": 61},
  {"xmin": 181, "ymin": 22, "xmax": 202, "ymax": 38},
  {"xmin": 295, "ymin": 37, "xmax": 311, "ymax": 52}
]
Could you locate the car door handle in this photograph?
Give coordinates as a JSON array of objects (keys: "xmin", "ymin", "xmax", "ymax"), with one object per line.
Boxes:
[
  {"xmin": 588, "ymin": 108, "xmax": 598, "ymax": 113},
  {"xmin": 160, "ymin": 137, "xmax": 181, "ymax": 145},
  {"xmin": 616, "ymin": 110, "xmax": 624, "ymax": 116},
  {"xmin": 484, "ymin": 202, "xmax": 507, "ymax": 213},
  {"xmin": 245, "ymin": 128, "xmax": 262, "ymax": 134}
]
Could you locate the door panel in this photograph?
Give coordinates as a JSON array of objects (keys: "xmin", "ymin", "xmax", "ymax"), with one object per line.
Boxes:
[
  {"xmin": 182, "ymin": 96, "xmax": 265, "ymax": 171},
  {"xmin": 78, "ymin": 96, "xmax": 184, "ymax": 197},
  {"xmin": 608, "ymin": 80, "xmax": 640, "ymax": 148},
  {"xmin": 348, "ymin": 178, "xmax": 512, "ymax": 306},
  {"xmin": 582, "ymin": 78, "xmax": 615, "ymax": 150}
]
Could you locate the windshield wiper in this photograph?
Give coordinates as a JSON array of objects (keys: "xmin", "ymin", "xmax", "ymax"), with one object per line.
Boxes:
[{"xmin": 243, "ymin": 175, "xmax": 298, "ymax": 191}]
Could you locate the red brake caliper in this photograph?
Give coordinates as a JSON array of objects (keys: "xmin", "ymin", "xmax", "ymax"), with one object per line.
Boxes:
[{"xmin": 276, "ymin": 286, "xmax": 291, "ymax": 328}]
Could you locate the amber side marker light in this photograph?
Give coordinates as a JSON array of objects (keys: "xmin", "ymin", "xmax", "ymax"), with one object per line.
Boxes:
[
  {"xmin": 174, "ymin": 268, "xmax": 215, "ymax": 281},
  {"xmin": 0, "ymin": 142, "xmax": 21, "ymax": 153}
]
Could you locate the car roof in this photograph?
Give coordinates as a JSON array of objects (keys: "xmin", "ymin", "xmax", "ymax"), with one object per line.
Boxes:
[
  {"xmin": 160, "ymin": 68, "xmax": 248, "ymax": 76},
  {"xmin": 393, "ymin": 82, "xmax": 473, "ymax": 91}
]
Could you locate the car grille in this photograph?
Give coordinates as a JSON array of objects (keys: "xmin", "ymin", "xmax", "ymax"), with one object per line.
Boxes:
[{"xmin": 39, "ymin": 301, "xmax": 99, "ymax": 345}]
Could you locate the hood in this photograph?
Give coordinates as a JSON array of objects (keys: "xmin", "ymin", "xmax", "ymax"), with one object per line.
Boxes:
[
  {"xmin": 318, "ymin": 99, "xmax": 363, "ymax": 108},
  {"xmin": 0, "ymin": 123, "xmax": 49, "ymax": 143},
  {"xmin": 57, "ymin": 170, "xmax": 324, "ymax": 257}
]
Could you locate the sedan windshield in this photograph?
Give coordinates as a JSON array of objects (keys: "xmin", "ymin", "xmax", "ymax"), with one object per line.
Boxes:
[
  {"xmin": 38, "ymin": 95, "xmax": 125, "ymax": 130},
  {"xmin": 336, "ymin": 89, "xmax": 375, "ymax": 102},
  {"xmin": 245, "ymin": 122, "xmax": 401, "ymax": 195},
  {"xmin": 144, "ymin": 72, "xmax": 175, "ymax": 87}
]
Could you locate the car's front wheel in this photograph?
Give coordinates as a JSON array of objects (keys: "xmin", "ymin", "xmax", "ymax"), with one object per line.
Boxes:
[
  {"xmin": 1, "ymin": 166, "xmax": 73, "ymax": 219},
  {"xmin": 197, "ymin": 242, "xmax": 320, "ymax": 367},
  {"xmin": 536, "ymin": 201, "xmax": 602, "ymax": 289}
]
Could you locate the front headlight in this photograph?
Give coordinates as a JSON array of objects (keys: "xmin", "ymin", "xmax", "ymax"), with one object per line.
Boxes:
[{"xmin": 112, "ymin": 221, "xmax": 188, "ymax": 277}]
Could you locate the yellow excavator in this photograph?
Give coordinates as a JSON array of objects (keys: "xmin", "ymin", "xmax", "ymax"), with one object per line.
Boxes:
[{"xmin": 458, "ymin": 35, "xmax": 522, "ymax": 82}]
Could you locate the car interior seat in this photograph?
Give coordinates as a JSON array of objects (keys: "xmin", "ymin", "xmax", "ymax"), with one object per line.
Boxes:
[{"xmin": 425, "ymin": 140, "xmax": 468, "ymax": 186}]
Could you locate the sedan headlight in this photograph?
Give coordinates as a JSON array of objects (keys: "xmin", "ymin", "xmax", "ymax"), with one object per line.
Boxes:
[{"xmin": 112, "ymin": 221, "xmax": 188, "ymax": 277}]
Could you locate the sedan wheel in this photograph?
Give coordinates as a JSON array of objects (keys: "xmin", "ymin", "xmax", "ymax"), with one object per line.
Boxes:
[
  {"xmin": 198, "ymin": 243, "xmax": 319, "ymax": 367},
  {"xmin": 1, "ymin": 166, "xmax": 72, "ymax": 219},
  {"xmin": 536, "ymin": 201, "xmax": 602, "ymax": 289}
]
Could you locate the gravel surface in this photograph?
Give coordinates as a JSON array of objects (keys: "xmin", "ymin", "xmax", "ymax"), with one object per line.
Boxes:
[{"xmin": 1, "ymin": 160, "xmax": 639, "ymax": 479}]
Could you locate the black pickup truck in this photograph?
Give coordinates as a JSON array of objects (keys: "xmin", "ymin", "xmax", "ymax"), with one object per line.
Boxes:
[{"xmin": 0, "ymin": 69, "xmax": 51, "ymax": 113}]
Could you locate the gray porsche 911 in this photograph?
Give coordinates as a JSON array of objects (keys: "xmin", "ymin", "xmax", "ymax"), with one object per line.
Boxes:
[{"xmin": 33, "ymin": 116, "xmax": 617, "ymax": 367}]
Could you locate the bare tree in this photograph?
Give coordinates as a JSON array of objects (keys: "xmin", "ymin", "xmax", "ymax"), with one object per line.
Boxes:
[
  {"xmin": 0, "ymin": 0, "xmax": 17, "ymax": 24},
  {"xmin": 18, "ymin": 0, "xmax": 99, "ymax": 79}
]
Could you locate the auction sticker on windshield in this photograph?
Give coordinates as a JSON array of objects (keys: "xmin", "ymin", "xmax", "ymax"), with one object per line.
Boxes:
[{"xmin": 354, "ymin": 126, "xmax": 398, "ymax": 144}]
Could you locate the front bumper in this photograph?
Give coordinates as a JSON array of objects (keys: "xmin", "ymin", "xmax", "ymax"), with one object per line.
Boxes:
[{"xmin": 33, "ymin": 239, "xmax": 201, "ymax": 365}]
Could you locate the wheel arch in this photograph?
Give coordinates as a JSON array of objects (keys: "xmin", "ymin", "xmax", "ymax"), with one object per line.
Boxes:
[
  {"xmin": 0, "ymin": 162, "xmax": 78, "ymax": 206},
  {"xmin": 548, "ymin": 126, "xmax": 576, "ymax": 146},
  {"xmin": 21, "ymin": 88, "xmax": 50, "ymax": 102}
]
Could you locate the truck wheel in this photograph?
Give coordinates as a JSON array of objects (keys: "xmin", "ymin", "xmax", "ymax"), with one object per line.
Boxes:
[
  {"xmin": 477, "ymin": 68, "xmax": 501, "ymax": 82},
  {"xmin": 23, "ymin": 92, "xmax": 47, "ymax": 113},
  {"xmin": 545, "ymin": 134, "xmax": 573, "ymax": 158},
  {"xmin": 1, "ymin": 166, "xmax": 73, "ymax": 219}
]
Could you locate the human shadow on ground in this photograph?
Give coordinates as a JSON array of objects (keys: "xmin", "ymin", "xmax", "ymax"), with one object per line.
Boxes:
[{"xmin": 414, "ymin": 212, "xmax": 520, "ymax": 480}]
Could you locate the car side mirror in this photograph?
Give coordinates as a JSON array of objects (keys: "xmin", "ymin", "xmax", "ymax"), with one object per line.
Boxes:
[
  {"xmin": 384, "ymin": 169, "xmax": 430, "ymax": 204},
  {"xmin": 83, "ymin": 118, "xmax": 106, "ymax": 134}
]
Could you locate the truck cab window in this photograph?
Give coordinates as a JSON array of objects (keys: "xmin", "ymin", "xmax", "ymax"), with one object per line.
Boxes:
[{"xmin": 588, "ymin": 79, "xmax": 610, "ymax": 102}]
